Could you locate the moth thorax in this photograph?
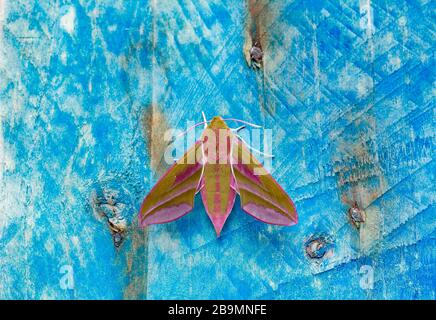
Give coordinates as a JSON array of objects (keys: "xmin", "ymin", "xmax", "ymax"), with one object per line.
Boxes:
[{"xmin": 201, "ymin": 128, "xmax": 231, "ymax": 164}]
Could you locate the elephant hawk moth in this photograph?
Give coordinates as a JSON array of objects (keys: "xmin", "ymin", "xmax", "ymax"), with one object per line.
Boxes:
[{"xmin": 139, "ymin": 116, "xmax": 297, "ymax": 236}]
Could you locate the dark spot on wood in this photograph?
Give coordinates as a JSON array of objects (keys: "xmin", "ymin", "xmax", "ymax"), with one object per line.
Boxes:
[
  {"xmin": 305, "ymin": 236, "xmax": 333, "ymax": 260},
  {"xmin": 348, "ymin": 202, "xmax": 366, "ymax": 230},
  {"xmin": 250, "ymin": 43, "xmax": 263, "ymax": 66},
  {"xmin": 113, "ymin": 232, "xmax": 123, "ymax": 247}
]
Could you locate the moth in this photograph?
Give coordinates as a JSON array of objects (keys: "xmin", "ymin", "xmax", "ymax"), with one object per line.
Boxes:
[{"xmin": 138, "ymin": 116, "xmax": 297, "ymax": 236}]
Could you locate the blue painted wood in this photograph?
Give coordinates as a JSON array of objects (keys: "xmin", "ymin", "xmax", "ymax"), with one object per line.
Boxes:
[{"xmin": 0, "ymin": 0, "xmax": 434, "ymax": 299}]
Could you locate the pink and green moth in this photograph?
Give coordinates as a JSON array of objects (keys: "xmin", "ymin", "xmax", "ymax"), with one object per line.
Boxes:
[{"xmin": 138, "ymin": 116, "xmax": 298, "ymax": 236}]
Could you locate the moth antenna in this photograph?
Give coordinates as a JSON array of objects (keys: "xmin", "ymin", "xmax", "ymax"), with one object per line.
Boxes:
[
  {"xmin": 222, "ymin": 118, "xmax": 262, "ymax": 129},
  {"xmin": 201, "ymin": 111, "xmax": 208, "ymax": 129},
  {"xmin": 231, "ymin": 125, "xmax": 246, "ymax": 133},
  {"xmin": 229, "ymin": 137, "xmax": 238, "ymax": 185},
  {"xmin": 235, "ymin": 134, "xmax": 274, "ymax": 158}
]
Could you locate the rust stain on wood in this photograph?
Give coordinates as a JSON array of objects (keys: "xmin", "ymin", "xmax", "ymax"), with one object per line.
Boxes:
[
  {"xmin": 244, "ymin": 0, "xmax": 268, "ymax": 68},
  {"xmin": 123, "ymin": 226, "xmax": 148, "ymax": 300},
  {"xmin": 332, "ymin": 116, "xmax": 386, "ymax": 252},
  {"xmin": 142, "ymin": 104, "xmax": 171, "ymax": 177},
  {"xmin": 244, "ymin": 0, "xmax": 276, "ymax": 116}
]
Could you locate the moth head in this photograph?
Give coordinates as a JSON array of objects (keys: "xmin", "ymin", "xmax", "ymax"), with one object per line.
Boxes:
[{"xmin": 208, "ymin": 116, "xmax": 228, "ymax": 129}]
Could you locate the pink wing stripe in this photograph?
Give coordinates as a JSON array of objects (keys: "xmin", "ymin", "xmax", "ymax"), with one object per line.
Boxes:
[
  {"xmin": 140, "ymin": 204, "xmax": 192, "ymax": 227},
  {"xmin": 242, "ymin": 203, "xmax": 296, "ymax": 226},
  {"xmin": 232, "ymin": 163, "xmax": 261, "ymax": 184},
  {"xmin": 236, "ymin": 181, "xmax": 291, "ymax": 215},
  {"xmin": 141, "ymin": 141, "xmax": 202, "ymax": 201},
  {"xmin": 174, "ymin": 162, "xmax": 202, "ymax": 184},
  {"xmin": 141, "ymin": 181, "xmax": 198, "ymax": 217}
]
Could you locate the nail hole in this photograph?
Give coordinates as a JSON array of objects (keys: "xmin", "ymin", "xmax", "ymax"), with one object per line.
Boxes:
[
  {"xmin": 113, "ymin": 232, "xmax": 123, "ymax": 248},
  {"xmin": 249, "ymin": 43, "xmax": 263, "ymax": 68},
  {"xmin": 305, "ymin": 236, "xmax": 333, "ymax": 260},
  {"xmin": 348, "ymin": 203, "xmax": 365, "ymax": 229}
]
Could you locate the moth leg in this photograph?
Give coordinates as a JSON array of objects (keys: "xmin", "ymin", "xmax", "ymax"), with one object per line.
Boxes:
[
  {"xmin": 196, "ymin": 181, "xmax": 205, "ymax": 194},
  {"xmin": 229, "ymin": 136, "xmax": 240, "ymax": 194},
  {"xmin": 195, "ymin": 141, "xmax": 206, "ymax": 192},
  {"xmin": 231, "ymin": 125, "xmax": 246, "ymax": 133},
  {"xmin": 201, "ymin": 111, "xmax": 208, "ymax": 130}
]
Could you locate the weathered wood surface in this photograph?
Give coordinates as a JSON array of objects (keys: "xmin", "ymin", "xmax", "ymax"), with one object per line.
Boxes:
[{"xmin": 0, "ymin": 0, "xmax": 434, "ymax": 299}]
